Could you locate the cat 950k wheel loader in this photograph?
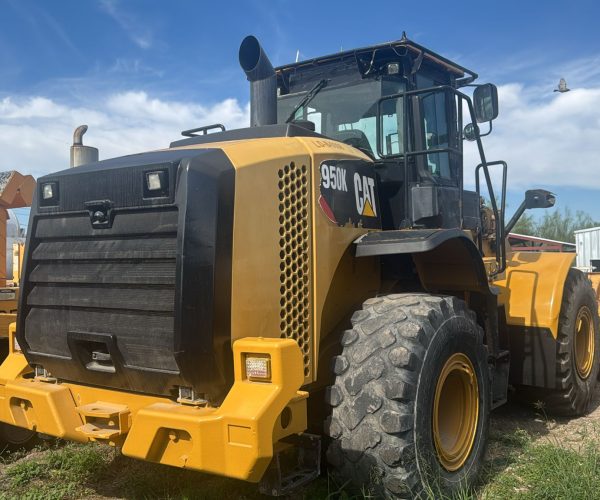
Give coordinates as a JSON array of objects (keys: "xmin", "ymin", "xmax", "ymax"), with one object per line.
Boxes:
[{"xmin": 0, "ymin": 34, "xmax": 595, "ymax": 498}]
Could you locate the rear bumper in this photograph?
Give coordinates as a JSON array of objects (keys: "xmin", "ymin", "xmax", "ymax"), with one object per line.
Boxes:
[{"xmin": 0, "ymin": 337, "xmax": 307, "ymax": 482}]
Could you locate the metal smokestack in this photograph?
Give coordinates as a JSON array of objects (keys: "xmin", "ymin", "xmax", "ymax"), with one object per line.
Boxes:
[
  {"xmin": 70, "ymin": 125, "xmax": 99, "ymax": 168},
  {"xmin": 239, "ymin": 35, "xmax": 277, "ymax": 127}
]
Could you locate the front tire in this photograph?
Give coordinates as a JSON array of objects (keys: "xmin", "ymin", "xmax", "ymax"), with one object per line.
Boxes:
[
  {"xmin": 522, "ymin": 269, "xmax": 600, "ymax": 415},
  {"xmin": 325, "ymin": 294, "xmax": 490, "ymax": 498}
]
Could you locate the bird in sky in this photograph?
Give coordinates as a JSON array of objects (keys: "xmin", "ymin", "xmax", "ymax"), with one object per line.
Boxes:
[{"xmin": 554, "ymin": 78, "xmax": 571, "ymax": 93}]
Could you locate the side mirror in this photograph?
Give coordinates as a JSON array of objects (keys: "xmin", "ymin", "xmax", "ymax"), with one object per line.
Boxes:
[
  {"xmin": 505, "ymin": 189, "xmax": 556, "ymax": 235},
  {"xmin": 524, "ymin": 189, "xmax": 555, "ymax": 209},
  {"xmin": 473, "ymin": 84, "xmax": 499, "ymax": 123}
]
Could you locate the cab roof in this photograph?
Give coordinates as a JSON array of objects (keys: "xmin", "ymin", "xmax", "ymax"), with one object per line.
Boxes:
[{"xmin": 275, "ymin": 33, "xmax": 477, "ymax": 87}]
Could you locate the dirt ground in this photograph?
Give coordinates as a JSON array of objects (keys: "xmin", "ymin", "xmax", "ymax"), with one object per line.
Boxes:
[{"xmin": 491, "ymin": 385, "xmax": 600, "ymax": 449}]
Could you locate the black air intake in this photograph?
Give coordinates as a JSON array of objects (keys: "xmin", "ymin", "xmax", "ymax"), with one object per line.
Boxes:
[{"xmin": 239, "ymin": 35, "xmax": 277, "ymax": 127}]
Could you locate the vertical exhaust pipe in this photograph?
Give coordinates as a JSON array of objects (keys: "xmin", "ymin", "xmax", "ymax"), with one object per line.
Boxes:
[
  {"xmin": 70, "ymin": 125, "xmax": 99, "ymax": 167},
  {"xmin": 239, "ymin": 35, "xmax": 277, "ymax": 127}
]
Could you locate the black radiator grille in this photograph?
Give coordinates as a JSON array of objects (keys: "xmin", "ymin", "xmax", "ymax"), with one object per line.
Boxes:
[
  {"xmin": 23, "ymin": 208, "xmax": 179, "ymax": 373},
  {"xmin": 19, "ymin": 148, "xmax": 236, "ymax": 398}
]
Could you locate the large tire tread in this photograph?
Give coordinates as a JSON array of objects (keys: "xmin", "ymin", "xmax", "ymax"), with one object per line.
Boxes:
[
  {"xmin": 325, "ymin": 293, "xmax": 487, "ymax": 498},
  {"xmin": 520, "ymin": 269, "xmax": 600, "ymax": 416}
]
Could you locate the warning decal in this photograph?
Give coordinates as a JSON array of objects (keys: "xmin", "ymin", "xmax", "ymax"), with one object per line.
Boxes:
[{"xmin": 318, "ymin": 160, "xmax": 381, "ymax": 229}]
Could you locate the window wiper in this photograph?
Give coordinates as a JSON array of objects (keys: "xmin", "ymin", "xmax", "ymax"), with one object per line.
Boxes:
[{"xmin": 285, "ymin": 79, "xmax": 328, "ymax": 123}]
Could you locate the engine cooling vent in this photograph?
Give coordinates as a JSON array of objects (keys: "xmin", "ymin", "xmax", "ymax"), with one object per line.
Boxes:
[{"xmin": 278, "ymin": 162, "xmax": 311, "ymax": 378}]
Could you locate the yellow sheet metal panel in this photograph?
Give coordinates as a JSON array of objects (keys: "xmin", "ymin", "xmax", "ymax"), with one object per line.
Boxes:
[
  {"xmin": 493, "ymin": 251, "xmax": 575, "ymax": 337},
  {"xmin": 0, "ymin": 350, "xmax": 29, "ymax": 383},
  {"xmin": 171, "ymin": 137, "xmax": 380, "ymax": 387},
  {"xmin": 295, "ymin": 137, "xmax": 380, "ymax": 379},
  {"xmin": 218, "ymin": 139, "xmax": 315, "ymax": 384},
  {"xmin": 174, "ymin": 137, "xmax": 379, "ymax": 385}
]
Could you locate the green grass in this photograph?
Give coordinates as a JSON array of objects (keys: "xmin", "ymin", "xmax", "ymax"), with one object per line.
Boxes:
[
  {"xmin": 482, "ymin": 439, "xmax": 600, "ymax": 499},
  {"xmin": 0, "ymin": 442, "xmax": 336, "ymax": 500},
  {"xmin": 404, "ymin": 426, "xmax": 600, "ymax": 500},
  {"xmin": 0, "ymin": 443, "xmax": 111, "ymax": 500},
  {"xmin": 0, "ymin": 427, "xmax": 599, "ymax": 499}
]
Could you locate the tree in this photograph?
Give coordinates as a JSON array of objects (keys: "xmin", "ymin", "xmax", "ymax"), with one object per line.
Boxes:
[
  {"xmin": 509, "ymin": 207, "xmax": 597, "ymax": 243},
  {"xmin": 512, "ymin": 212, "xmax": 536, "ymax": 236}
]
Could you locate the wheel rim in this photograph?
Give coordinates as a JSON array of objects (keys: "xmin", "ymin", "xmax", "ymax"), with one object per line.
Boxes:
[
  {"xmin": 433, "ymin": 352, "xmax": 479, "ymax": 472},
  {"xmin": 575, "ymin": 306, "xmax": 595, "ymax": 380}
]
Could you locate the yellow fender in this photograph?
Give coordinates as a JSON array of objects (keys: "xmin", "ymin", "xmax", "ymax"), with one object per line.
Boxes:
[{"xmin": 493, "ymin": 251, "xmax": 575, "ymax": 338}]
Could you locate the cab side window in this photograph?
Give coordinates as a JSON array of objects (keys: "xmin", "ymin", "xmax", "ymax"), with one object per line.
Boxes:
[{"xmin": 416, "ymin": 75, "xmax": 453, "ymax": 180}]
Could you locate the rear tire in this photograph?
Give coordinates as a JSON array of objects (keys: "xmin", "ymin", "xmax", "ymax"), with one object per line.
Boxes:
[
  {"xmin": 521, "ymin": 269, "xmax": 600, "ymax": 416},
  {"xmin": 325, "ymin": 294, "xmax": 490, "ymax": 498},
  {"xmin": 0, "ymin": 423, "xmax": 38, "ymax": 453}
]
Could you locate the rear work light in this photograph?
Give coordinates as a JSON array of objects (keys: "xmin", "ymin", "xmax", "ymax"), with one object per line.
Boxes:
[
  {"xmin": 144, "ymin": 169, "xmax": 169, "ymax": 198},
  {"xmin": 40, "ymin": 181, "xmax": 59, "ymax": 206},
  {"xmin": 42, "ymin": 183, "xmax": 54, "ymax": 199},
  {"xmin": 146, "ymin": 172, "xmax": 163, "ymax": 191},
  {"xmin": 245, "ymin": 355, "xmax": 271, "ymax": 381}
]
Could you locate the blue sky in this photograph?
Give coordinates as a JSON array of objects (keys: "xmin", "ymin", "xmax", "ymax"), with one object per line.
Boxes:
[{"xmin": 2, "ymin": 0, "xmax": 600, "ymax": 228}]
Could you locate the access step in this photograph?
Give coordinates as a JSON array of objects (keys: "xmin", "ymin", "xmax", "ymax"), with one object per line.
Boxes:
[{"xmin": 259, "ymin": 433, "xmax": 321, "ymax": 496}]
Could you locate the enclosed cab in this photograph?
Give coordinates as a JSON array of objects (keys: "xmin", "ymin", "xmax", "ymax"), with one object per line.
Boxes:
[
  {"xmin": 0, "ymin": 35, "xmax": 596, "ymax": 498},
  {"xmin": 275, "ymin": 35, "xmax": 486, "ymax": 233}
]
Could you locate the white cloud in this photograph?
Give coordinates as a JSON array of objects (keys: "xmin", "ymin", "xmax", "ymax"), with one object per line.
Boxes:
[
  {"xmin": 464, "ymin": 83, "xmax": 600, "ymax": 190},
  {"xmin": 2, "ymin": 76, "xmax": 600, "ymax": 196},
  {"xmin": 0, "ymin": 96, "xmax": 66, "ymax": 119},
  {"xmin": 0, "ymin": 92, "xmax": 249, "ymax": 179}
]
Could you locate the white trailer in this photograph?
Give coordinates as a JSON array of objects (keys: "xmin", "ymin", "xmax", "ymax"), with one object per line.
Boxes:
[{"xmin": 575, "ymin": 226, "xmax": 600, "ymax": 271}]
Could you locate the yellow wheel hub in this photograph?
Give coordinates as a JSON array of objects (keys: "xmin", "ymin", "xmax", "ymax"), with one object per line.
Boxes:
[
  {"xmin": 433, "ymin": 352, "xmax": 479, "ymax": 471},
  {"xmin": 575, "ymin": 306, "xmax": 594, "ymax": 379}
]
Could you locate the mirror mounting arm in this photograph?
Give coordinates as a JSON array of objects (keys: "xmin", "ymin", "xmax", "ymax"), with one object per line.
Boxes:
[
  {"xmin": 463, "ymin": 121, "xmax": 493, "ymax": 142},
  {"xmin": 478, "ymin": 120, "xmax": 493, "ymax": 138},
  {"xmin": 505, "ymin": 201, "xmax": 528, "ymax": 236}
]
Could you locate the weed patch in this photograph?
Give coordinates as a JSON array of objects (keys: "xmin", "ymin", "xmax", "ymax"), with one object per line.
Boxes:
[
  {"xmin": 0, "ymin": 426, "xmax": 599, "ymax": 499},
  {"xmin": 0, "ymin": 443, "xmax": 112, "ymax": 499},
  {"xmin": 483, "ymin": 437, "xmax": 600, "ymax": 499}
]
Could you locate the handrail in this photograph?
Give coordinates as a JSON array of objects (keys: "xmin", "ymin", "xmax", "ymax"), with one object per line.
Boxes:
[
  {"xmin": 375, "ymin": 85, "xmax": 507, "ymax": 276},
  {"xmin": 476, "ymin": 161, "xmax": 507, "ymax": 274},
  {"xmin": 181, "ymin": 124, "xmax": 226, "ymax": 137}
]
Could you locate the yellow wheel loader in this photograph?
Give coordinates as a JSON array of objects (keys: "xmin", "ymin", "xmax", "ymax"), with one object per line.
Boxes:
[
  {"xmin": 0, "ymin": 34, "xmax": 596, "ymax": 497},
  {"xmin": 0, "ymin": 171, "xmax": 37, "ymax": 451}
]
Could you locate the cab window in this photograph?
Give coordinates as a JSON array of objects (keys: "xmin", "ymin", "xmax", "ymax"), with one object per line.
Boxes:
[
  {"xmin": 417, "ymin": 75, "xmax": 453, "ymax": 180},
  {"xmin": 277, "ymin": 78, "xmax": 405, "ymax": 159}
]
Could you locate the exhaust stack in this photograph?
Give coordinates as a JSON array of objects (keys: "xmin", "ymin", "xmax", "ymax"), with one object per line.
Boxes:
[
  {"xmin": 239, "ymin": 36, "xmax": 277, "ymax": 127},
  {"xmin": 70, "ymin": 125, "xmax": 99, "ymax": 168}
]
